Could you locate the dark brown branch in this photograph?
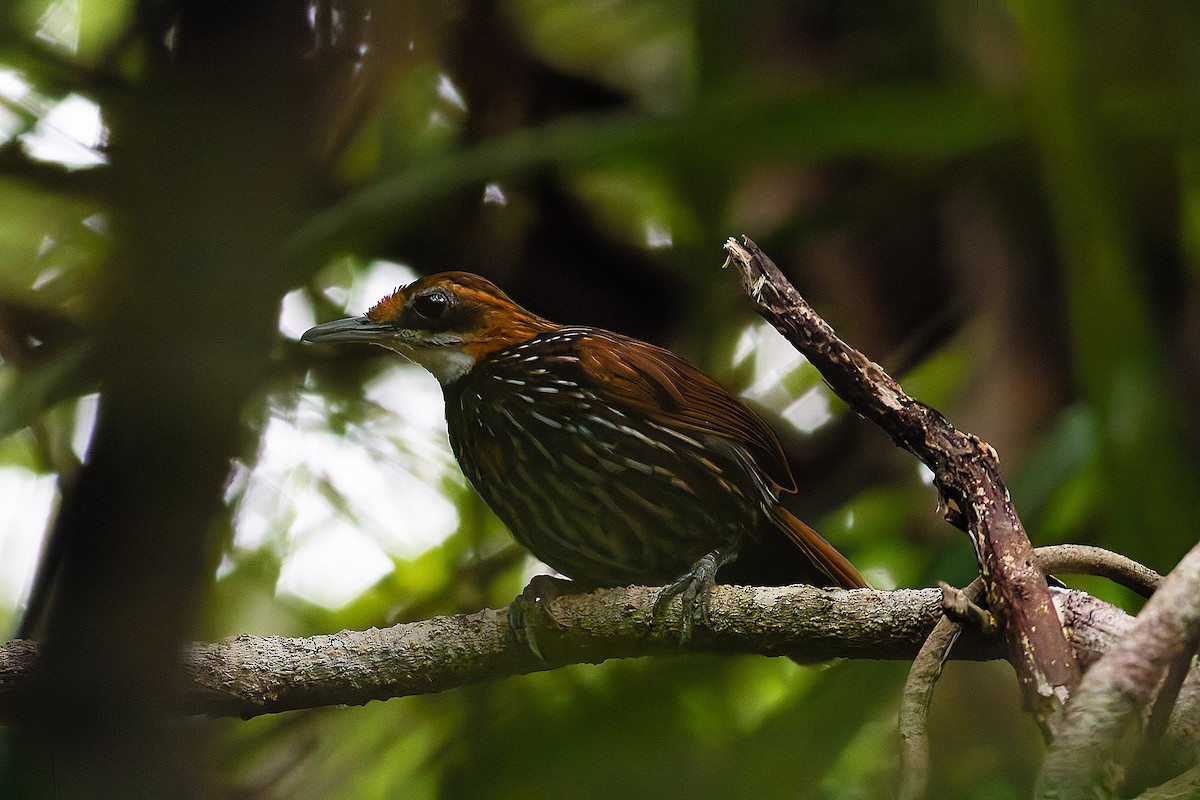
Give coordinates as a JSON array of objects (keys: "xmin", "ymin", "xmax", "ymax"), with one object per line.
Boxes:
[{"xmin": 724, "ymin": 236, "xmax": 1079, "ymax": 733}]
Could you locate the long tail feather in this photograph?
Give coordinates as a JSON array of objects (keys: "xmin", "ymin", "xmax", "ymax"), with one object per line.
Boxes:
[{"xmin": 772, "ymin": 506, "xmax": 870, "ymax": 589}]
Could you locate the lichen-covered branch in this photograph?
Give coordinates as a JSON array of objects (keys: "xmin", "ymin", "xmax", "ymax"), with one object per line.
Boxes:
[
  {"xmin": 3, "ymin": 586, "xmax": 951, "ymax": 719},
  {"xmin": 0, "ymin": 581, "xmax": 1153, "ymax": 722},
  {"xmin": 724, "ymin": 236, "xmax": 1079, "ymax": 732}
]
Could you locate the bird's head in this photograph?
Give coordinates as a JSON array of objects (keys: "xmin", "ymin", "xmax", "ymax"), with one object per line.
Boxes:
[{"xmin": 301, "ymin": 272, "xmax": 556, "ymax": 384}]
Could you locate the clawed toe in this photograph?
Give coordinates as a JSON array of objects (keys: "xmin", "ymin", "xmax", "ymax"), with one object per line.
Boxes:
[
  {"xmin": 652, "ymin": 547, "xmax": 738, "ymax": 643},
  {"xmin": 507, "ymin": 574, "xmax": 581, "ymax": 660}
]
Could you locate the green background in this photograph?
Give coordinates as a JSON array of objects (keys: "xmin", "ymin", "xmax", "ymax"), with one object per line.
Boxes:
[{"xmin": 2, "ymin": 2, "xmax": 1198, "ymax": 797}]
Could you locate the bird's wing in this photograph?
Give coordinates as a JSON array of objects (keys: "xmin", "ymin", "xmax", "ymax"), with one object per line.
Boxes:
[{"xmin": 573, "ymin": 329, "xmax": 797, "ymax": 493}]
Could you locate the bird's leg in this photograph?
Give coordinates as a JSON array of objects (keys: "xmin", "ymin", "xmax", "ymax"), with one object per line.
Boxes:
[
  {"xmin": 507, "ymin": 574, "xmax": 589, "ymax": 661},
  {"xmin": 652, "ymin": 545, "xmax": 739, "ymax": 642}
]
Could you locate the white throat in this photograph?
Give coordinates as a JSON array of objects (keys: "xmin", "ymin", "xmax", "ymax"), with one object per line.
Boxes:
[
  {"xmin": 377, "ymin": 335, "xmax": 475, "ymax": 385},
  {"xmin": 407, "ymin": 346, "xmax": 475, "ymax": 385}
]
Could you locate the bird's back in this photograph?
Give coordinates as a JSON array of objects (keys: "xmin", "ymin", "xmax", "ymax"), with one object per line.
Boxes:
[{"xmin": 442, "ymin": 325, "xmax": 865, "ymax": 590}]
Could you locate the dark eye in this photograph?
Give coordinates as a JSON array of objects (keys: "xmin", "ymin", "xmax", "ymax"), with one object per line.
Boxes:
[{"xmin": 411, "ymin": 290, "xmax": 450, "ymax": 320}]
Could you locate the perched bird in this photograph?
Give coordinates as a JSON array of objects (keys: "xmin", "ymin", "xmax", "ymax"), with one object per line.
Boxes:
[{"xmin": 303, "ymin": 272, "xmax": 866, "ymax": 640}]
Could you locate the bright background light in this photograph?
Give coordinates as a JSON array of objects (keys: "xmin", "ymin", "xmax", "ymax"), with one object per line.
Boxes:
[{"xmin": 0, "ymin": 259, "xmax": 467, "ymax": 615}]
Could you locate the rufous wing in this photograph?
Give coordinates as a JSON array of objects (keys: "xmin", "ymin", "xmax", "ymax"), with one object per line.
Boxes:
[{"xmin": 573, "ymin": 330, "xmax": 797, "ymax": 493}]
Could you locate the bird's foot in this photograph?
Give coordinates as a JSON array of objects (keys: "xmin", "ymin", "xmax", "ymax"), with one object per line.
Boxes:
[
  {"xmin": 652, "ymin": 546, "xmax": 739, "ymax": 643},
  {"xmin": 507, "ymin": 574, "xmax": 583, "ymax": 661}
]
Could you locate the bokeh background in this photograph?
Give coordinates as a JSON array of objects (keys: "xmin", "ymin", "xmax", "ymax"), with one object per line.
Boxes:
[{"xmin": 1, "ymin": 1, "xmax": 1198, "ymax": 798}]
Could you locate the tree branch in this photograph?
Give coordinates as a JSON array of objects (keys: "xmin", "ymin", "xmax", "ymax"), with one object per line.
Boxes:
[
  {"xmin": 724, "ymin": 236, "xmax": 1079, "ymax": 734},
  {"xmin": 899, "ymin": 544, "xmax": 1162, "ymax": 800},
  {"xmin": 0, "ymin": 582, "xmax": 1149, "ymax": 721},
  {"xmin": 899, "ymin": 578, "xmax": 984, "ymax": 800},
  {"xmin": 1037, "ymin": 539, "xmax": 1200, "ymax": 798},
  {"xmin": 1035, "ymin": 543, "xmax": 1163, "ymax": 599}
]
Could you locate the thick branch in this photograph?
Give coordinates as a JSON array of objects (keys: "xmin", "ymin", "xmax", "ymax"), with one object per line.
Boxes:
[
  {"xmin": 724, "ymin": 236, "xmax": 1079, "ymax": 732},
  {"xmin": 1037, "ymin": 539, "xmax": 1200, "ymax": 799},
  {"xmin": 899, "ymin": 545, "xmax": 1160, "ymax": 800},
  {"xmin": 4, "ymin": 586, "xmax": 948, "ymax": 718},
  {"xmin": 0, "ymin": 583, "xmax": 1147, "ymax": 721}
]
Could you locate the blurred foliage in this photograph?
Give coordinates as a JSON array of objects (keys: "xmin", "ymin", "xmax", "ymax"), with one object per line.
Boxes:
[{"xmin": 1, "ymin": 0, "xmax": 1199, "ymax": 798}]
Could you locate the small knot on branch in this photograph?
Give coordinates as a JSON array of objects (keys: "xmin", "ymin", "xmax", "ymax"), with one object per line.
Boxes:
[{"xmin": 940, "ymin": 581, "xmax": 998, "ymax": 635}]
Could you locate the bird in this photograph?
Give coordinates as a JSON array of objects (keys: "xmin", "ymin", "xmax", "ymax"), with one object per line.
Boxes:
[{"xmin": 302, "ymin": 271, "xmax": 867, "ymax": 642}]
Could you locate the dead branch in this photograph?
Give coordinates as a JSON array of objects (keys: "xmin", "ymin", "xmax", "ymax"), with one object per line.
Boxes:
[{"xmin": 724, "ymin": 235, "xmax": 1078, "ymax": 734}]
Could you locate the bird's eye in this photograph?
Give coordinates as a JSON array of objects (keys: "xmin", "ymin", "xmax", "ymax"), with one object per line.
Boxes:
[{"xmin": 412, "ymin": 290, "xmax": 450, "ymax": 320}]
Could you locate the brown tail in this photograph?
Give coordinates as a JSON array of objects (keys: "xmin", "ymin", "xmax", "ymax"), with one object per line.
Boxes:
[{"xmin": 772, "ymin": 506, "xmax": 870, "ymax": 589}]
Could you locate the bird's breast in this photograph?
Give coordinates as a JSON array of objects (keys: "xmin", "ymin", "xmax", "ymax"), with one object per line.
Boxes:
[{"xmin": 439, "ymin": 330, "xmax": 777, "ymax": 586}]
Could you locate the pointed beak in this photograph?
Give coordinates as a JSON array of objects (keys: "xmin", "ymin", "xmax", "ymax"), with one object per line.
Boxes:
[{"xmin": 301, "ymin": 316, "xmax": 394, "ymax": 345}]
